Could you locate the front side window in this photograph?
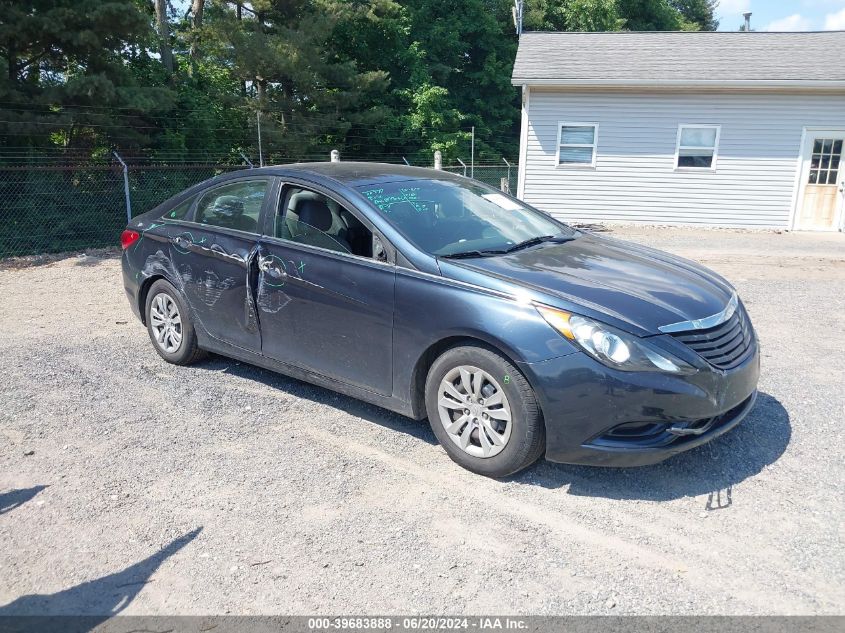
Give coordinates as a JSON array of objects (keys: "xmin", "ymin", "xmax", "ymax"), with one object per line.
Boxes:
[
  {"xmin": 195, "ymin": 180, "xmax": 269, "ymax": 233},
  {"xmin": 276, "ymin": 187, "xmax": 375, "ymax": 258},
  {"xmin": 557, "ymin": 123, "xmax": 598, "ymax": 166},
  {"xmin": 676, "ymin": 125, "xmax": 720, "ymax": 169},
  {"xmin": 358, "ymin": 178, "xmax": 574, "ymax": 257}
]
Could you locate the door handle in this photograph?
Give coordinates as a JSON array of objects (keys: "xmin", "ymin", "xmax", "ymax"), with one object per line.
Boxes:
[
  {"xmin": 171, "ymin": 234, "xmax": 204, "ymax": 252},
  {"xmin": 258, "ymin": 256, "xmax": 286, "ymax": 278}
]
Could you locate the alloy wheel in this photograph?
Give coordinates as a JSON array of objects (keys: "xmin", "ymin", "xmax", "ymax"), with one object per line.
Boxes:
[
  {"xmin": 149, "ymin": 293, "xmax": 183, "ymax": 354},
  {"xmin": 436, "ymin": 366, "xmax": 512, "ymax": 458}
]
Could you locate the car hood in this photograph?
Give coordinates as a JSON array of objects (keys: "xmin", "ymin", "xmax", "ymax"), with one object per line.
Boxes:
[{"xmin": 438, "ymin": 233, "xmax": 735, "ymax": 335}]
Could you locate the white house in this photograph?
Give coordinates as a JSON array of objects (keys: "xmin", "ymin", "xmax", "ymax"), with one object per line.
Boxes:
[{"xmin": 512, "ymin": 31, "xmax": 845, "ymax": 231}]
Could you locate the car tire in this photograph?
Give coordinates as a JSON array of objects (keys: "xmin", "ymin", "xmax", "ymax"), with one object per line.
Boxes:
[
  {"xmin": 145, "ymin": 279, "xmax": 206, "ymax": 366},
  {"xmin": 425, "ymin": 345, "xmax": 545, "ymax": 478}
]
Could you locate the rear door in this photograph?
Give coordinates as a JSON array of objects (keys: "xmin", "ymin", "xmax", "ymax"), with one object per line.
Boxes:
[
  {"xmin": 254, "ymin": 179, "xmax": 395, "ymax": 395},
  {"xmin": 168, "ymin": 177, "xmax": 272, "ymax": 352}
]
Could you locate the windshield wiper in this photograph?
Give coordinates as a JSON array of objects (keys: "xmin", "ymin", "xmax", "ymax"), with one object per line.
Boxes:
[
  {"xmin": 504, "ymin": 234, "xmax": 575, "ymax": 253},
  {"xmin": 439, "ymin": 249, "xmax": 508, "ymax": 259},
  {"xmin": 440, "ymin": 235, "xmax": 575, "ymax": 259}
]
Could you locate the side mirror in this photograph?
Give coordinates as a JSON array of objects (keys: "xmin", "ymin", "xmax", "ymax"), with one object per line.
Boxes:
[{"xmin": 373, "ymin": 235, "xmax": 388, "ymax": 263}]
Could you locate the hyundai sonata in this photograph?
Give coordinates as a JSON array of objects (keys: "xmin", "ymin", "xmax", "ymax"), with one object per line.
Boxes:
[{"xmin": 121, "ymin": 163, "xmax": 759, "ymax": 477}]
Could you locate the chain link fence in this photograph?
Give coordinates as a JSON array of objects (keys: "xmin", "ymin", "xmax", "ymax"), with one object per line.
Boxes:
[
  {"xmin": 0, "ymin": 156, "xmax": 248, "ymax": 257},
  {"xmin": 0, "ymin": 155, "xmax": 518, "ymax": 258},
  {"xmin": 443, "ymin": 164, "xmax": 517, "ymax": 195}
]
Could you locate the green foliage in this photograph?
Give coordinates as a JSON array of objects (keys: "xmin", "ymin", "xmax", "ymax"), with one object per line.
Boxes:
[
  {"xmin": 0, "ymin": 0, "xmax": 171, "ymax": 150},
  {"xmin": 0, "ymin": 0, "xmax": 730, "ymax": 256},
  {"xmin": 525, "ymin": 0, "xmax": 621, "ymax": 31},
  {"xmin": 0, "ymin": 0, "xmax": 719, "ymax": 163},
  {"xmin": 616, "ymin": 0, "xmax": 682, "ymax": 30},
  {"xmin": 396, "ymin": 0, "xmax": 519, "ymax": 162},
  {"xmin": 670, "ymin": 0, "xmax": 719, "ymax": 31}
]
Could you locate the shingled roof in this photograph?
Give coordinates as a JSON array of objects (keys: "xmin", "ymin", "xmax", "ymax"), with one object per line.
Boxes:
[{"xmin": 511, "ymin": 31, "xmax": 845, "ymax": 87}]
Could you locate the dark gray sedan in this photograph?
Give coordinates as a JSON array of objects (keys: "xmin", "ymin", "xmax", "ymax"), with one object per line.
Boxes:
[{"xmin": 120, "ymin": 163, "xmax": 759, "ymax": 477}]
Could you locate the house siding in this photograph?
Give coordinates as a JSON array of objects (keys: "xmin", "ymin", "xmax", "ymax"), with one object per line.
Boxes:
[{"xmin": 521, "ymin": 89, "xmax": 845, "ymax": 228}]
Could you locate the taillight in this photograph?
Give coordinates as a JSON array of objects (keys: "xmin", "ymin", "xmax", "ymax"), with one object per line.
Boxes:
[{"xmin": 121, "ymin": 229, "xmax": 141, "ymax": 250}]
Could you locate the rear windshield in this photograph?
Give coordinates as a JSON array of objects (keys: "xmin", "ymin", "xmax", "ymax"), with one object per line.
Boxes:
[{"xmin": 356, "ymin": 178, "xmax": 573, "ymax": 256}]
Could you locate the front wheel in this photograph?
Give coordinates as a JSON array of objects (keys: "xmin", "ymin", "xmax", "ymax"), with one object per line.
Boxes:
[{"xmin": 425, "ymin": 345, "xmax": 545, "ymax": 478}]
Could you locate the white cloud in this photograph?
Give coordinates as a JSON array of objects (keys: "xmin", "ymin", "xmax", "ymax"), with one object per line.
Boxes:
[
  {"xmin": 718, "ymin": 0, "xmax": 751, "ymax": 12},
  {"xmin": 824, "ymin": 7, "xmax": 845, "ymax": 29},
  {"xmin": 764, "ymin": 14, "xmax": 813, "ymax": 31}
]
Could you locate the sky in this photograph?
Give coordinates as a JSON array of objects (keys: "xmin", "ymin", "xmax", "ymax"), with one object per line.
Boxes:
[{"xmin": 716, "ymin": 0, "xmax": 845, "ymax": 31}]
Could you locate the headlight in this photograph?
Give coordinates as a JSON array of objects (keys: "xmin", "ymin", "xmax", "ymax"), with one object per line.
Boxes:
[{"xmin": 536, "ymin": 305, "xmax": 696, "ymax": 374}]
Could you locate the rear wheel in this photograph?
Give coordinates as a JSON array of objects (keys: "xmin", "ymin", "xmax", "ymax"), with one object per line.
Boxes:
[
  {"xmin": 145, "ymin": 279, "xmax": 206, "ymax": 365},
  {"xmin": 425, "ymin": 345, "xmax": 545, "ymax": 478}
]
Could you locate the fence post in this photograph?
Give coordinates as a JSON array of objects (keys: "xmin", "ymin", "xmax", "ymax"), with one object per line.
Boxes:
[
  {"xmin": 470, "ymin": 125, "xmax": 475, "ymax": 179},
  {"xmin": 500, "ymin": 178, "xmax": 510, "ymax": 193},
  {"xmin": 113, "ymin": 151, "xmax": 132, "ymax": 222},
  {"xmin": 239, "ymin": 152, "xmax": 254, "ymax": 168},
  {"xmin": 434, "ymin": 151, "xmax": 442, "ymax": 170},
  {"xmin": 330, "ymin": 149, "xmax": 340, "ymax": 162},
  {"xmin": 257, "ymin": 111, "xmax": 264, "ymax": 167},
  {"xmin": 502, "ymin": 157, "xmax": 512, "ymax": 187},
  {"xmin": 457, "ymin": 158, "xmax": 467, "ymax": 177}
]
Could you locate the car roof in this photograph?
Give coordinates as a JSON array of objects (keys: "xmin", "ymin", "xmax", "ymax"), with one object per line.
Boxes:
[{"xmin": 228, "ymin": 162, "xmax": 466, "ymax": 188}]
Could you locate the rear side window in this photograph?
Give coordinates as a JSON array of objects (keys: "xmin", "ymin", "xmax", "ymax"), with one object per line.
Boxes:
[
  {"xmin": 162, "ymin": 197, "xmax": 194, "ymax": 220},
  {"xmin": 195, "ymin": 180, "xmax": 269, "ymax": 234}
]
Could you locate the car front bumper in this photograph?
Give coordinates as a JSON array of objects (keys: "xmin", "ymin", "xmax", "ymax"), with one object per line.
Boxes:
[{"xmin": 520, "ymin": 340, "xmax": 761, "ymax": 467}]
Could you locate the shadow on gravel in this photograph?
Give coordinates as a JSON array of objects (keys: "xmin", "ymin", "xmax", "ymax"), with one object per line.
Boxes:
[
  {"xmin": 516, "ymin": 392, "xmax": 791, "ymax": 502},
  {"xmin": 195, "ymin": 357, "xmax": 438, "ymax": 446},
  {"xmin": 0, "ymin": 527, "xmax": 201, "ymax": 621},
  {"xmin": 0, "ymin": 486, "xmax": 48, "ymax": 515}
]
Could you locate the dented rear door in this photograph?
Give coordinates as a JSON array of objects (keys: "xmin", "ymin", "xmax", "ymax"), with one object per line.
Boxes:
[{"xmin": 167, "ymin": 177, "xmax": 272, "ymax": 352}]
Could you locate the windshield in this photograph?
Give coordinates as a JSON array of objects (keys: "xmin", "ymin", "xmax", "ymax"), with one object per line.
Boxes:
[{"xmin": 356, "ymin": 178, "xmax": 576, "ymax": 257}]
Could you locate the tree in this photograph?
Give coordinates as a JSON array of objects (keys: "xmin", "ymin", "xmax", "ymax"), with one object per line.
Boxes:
[
  {"xmin": 189, "ymin": 0, "xmax": 206, "ymax": 67},
  {"xmin": 0, "ymin": 0, "xmax": 173, "ymax": 150},
  {"xmin": 0, "ymin": 0, "xmax": 725, "ymax": 162},
  {"xmin": 616, "ymin": 0, "xmax": 682, "ymax": 30},
  {"xmin": 194, "ymin": 0, "xmax": 393, "ymax": 160},
  {"xmin": 396, "ymin": 0, "xmax": 520, "ymax": 161},
  {"xmin": 328, "ymin": 0, "xmax": 522, "ymax": 162},
  {"xmin": 153, "ymin": 0, "xmax": 174, "ymax": 74},
  {"xmin": 525, "ymin": 0, "xmax": 620, "ymax": 32},
  {"xmin": 671, "ymin": 0, "xmax": 719, "ymax": 31}
]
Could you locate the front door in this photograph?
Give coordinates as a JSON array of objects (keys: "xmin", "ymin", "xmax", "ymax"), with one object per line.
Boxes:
[
  {"xmin": 255, "ymin": 181, "xmax": 395, "ymax": 395},
  {"xmin": 795, "ymin": 132, "xmax": 844, "ymax": 231}
]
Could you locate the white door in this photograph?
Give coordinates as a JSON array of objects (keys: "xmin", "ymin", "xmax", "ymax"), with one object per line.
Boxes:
[{"xmin": 795, "ymin": 131, "xmax": 844, "ymax": 231}]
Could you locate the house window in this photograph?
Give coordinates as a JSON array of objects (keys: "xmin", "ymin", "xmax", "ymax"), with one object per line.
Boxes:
[
  {"xmin": 676, "ymin": 125, "xmax": 720, "ymax": 169},
  {"xmin": 557, "ymin": 123, "xmax": 598, "ymax": 167}
]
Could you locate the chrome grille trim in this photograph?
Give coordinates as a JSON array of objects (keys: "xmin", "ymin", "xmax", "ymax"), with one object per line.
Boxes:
[
  {"xmin": 669, "ymin": 302, "xmax": 754, "ymax": 370},
  {"xmin": 658, "ymin": 293, "xmax": 738, "ymax": 334}
]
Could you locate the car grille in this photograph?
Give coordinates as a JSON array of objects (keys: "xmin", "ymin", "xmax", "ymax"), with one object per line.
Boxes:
[{"xmin": 669, "ymin": 304, "xmax": 753, "ymax": 370}]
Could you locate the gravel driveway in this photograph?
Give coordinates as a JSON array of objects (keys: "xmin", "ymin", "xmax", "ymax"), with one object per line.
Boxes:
[{"xmin": 0, "ymin": 226, "xmax": 843, "ymax": 615}]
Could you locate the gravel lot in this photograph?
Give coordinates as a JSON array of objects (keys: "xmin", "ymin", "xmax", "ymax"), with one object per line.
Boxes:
[{"xmin": 0, "ymin": 226, "xmax": 843, "ymax": 615}]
